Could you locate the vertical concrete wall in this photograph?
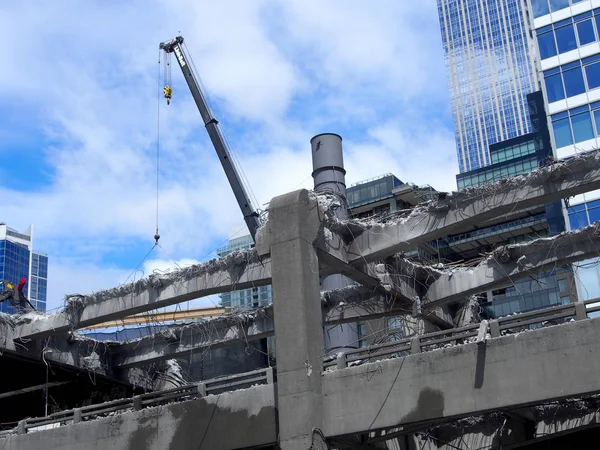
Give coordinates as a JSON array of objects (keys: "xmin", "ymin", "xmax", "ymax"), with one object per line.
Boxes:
[
  {"xmin": 2, "ymin": 385, "xmax": 276, "ymax": 450},
  {"xmin": 263, "ymin": 190, "xmax": 326, "ymax": 450}
]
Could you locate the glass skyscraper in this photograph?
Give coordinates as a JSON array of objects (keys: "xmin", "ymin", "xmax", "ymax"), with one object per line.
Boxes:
[
  {"xmin": 529, "ymin": 0, "xmax": 600, "ymax": 303},
  {"xmin": 438, "ymin": 0, "xmax": 538, "ymax": 173},
  {"xmin": 216, "ymin": 234, "xmax": 272, "ymax": 309},
  {"xmin": 0, "ymin": 223, "xmax": 48, "ymax": 313}
]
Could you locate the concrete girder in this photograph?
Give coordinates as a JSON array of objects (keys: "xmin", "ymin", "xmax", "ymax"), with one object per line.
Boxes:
[
  {"xmin": 424, "ymin": 223, "xmax": 600, "ymax": 306},
  {"xmin": 111, "ymin": 310, "xmax": 274, "ymax": 369},
  {"xmin": 345, "ymin": 151, "xmax": 600, "ymax": 264},
  {"xmin": 14, "ymin": 252, "xmax": 272, "ymax": 341},
  {"xmin": 3, "ymin": 384, "xmax": 277, "ymax": 450},
  {"xmin": 322, "ymin": 316, "xmax": 600, "ymax": 438}
]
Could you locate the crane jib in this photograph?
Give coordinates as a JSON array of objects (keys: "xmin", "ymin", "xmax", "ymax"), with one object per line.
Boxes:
[{"xmin": 173, "ymin": 45, "xmax": 186, "ymax": 67}]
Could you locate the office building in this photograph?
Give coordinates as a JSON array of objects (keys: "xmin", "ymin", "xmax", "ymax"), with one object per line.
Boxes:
[
  {"xmin": 529, "ymin": 0, "xmax": 600, "ymax": 300},
  {"xmin": 436, "ymin": 0, "xmax": 580, "ymax": 318},
  {"xmin": 438, "ymin": 0, "xmax": 538, "ymax": 173},
  {"xmin": 216, "ymin": 234, "xmax": 272, "ymax": 309},
  {"xmin": 0, "ymin": 223, "xmax": 48, "ymax": 312}
]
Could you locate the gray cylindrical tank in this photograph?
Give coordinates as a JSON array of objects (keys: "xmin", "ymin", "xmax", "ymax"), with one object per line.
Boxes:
[
  {"xmin": 310, "ymin": 133, "xmax": 347, "ymax": 199},
  {"xmin": 310, "ymin": 133, "xmax": 357, "ymax": 354}
]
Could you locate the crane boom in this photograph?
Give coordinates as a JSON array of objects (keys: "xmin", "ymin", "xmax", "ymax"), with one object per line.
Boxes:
[{"xmin": 159, "ymin": 36, "xmax": 261, "ymax": 240}]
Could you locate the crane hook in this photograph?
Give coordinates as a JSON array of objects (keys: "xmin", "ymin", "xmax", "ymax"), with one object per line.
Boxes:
[{"xmin": 163, "ymin": 85, "xmax": 172, "ymax": 105}]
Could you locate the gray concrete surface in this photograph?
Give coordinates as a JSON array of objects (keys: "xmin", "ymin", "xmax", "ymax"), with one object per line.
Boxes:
[
  {"xmin": 347, "ymin": 151, "xmax": 600, "ymax": 263},
  {"xmin": 260, "ymin": 189, "xmax": 326, "ymax": 450},
  {"xmin": 3, "ymin": 384, "xmax": 276, "ymax": 450},
  {"xmin": 15, "ymin": 255, "xmax": 272, "ymax": 340},
  {"xmin": 111, "ymin": 310, "xmax": 273, "ymax": 369},
  {"xmin": 322, "ymin": 316, "xmax": 600, "ymax": 437},
  {"xmin": 424, "ymin": 224, "xmax": 600, "ymax": 306}
]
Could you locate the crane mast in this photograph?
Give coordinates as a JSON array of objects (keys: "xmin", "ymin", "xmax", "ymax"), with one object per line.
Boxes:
[{"xmin": 159, "ymin": 36, "xmax": 261, "ymax": 240}]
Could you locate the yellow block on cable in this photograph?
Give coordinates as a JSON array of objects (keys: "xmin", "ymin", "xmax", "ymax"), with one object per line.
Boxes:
[{"xmin": 163, "ymin": 85, "xmax": 172, "ymax": 105}]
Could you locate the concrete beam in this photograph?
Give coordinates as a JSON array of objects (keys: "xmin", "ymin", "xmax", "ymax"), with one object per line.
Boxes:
[
  {"xmin": 322, "ymin": 316, "xmax": 600, "ymax": 438},
  {"xmin": 346, "ymin": 152, "xmax": 600, "ymax": 263},
  {"xmin": 14, "ymin": 251, "xmax": 271, "ymax": 341},
  {"xmin": 425, "ymin": 223, "xmax": 600, "ymax": 306},
  {"xmin": 111, "ymin": 310, "xmax": 274, "ymax": 369},
  {"xmin": 3, "ymin": 384, "xmax": 277, "ymax": 450}
]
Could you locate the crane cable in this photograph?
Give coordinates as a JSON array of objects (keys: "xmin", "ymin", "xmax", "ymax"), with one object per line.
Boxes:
[{"xmin": 154, "ymin": 49, "xmax": 161, "ymax": 245}]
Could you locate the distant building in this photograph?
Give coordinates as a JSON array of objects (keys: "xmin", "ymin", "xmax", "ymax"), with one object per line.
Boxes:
[
  {"xmin": 437, "ymin": 0, "xmax": 537, "ymax": 173},
  {"xmin": 216, "ymin": 234, "xmax": 272, "ymax": 309},
  {"xmin": 0, "ymin": 223, "xmax": 48, "ymax": 312},
  {"xmin": 528, "ymin": 0, "xmax": 600, "ymax": 302}
]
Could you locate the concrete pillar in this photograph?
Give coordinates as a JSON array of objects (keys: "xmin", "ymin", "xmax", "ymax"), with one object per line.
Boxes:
[
  {"xmin": 260, "ymin": 189, "xmax": 325, "ymax": 450},
  {"xmin": 310, "ymin": 133, "xmax": 358, "ymax": 354}
]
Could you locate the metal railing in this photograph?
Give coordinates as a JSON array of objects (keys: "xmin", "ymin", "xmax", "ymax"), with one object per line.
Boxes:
[
  {"xmin": 328, "ymin": 299, "xmax": 600, "ymax": 370},
  {"xmin": 7, "ymin": 367, "xmax": 274, "ymax": 436}
]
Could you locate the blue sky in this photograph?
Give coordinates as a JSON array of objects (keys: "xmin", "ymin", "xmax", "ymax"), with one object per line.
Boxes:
[{"xmin": 0, "ymin": 0, "xmax": 457, "ymax": 311}]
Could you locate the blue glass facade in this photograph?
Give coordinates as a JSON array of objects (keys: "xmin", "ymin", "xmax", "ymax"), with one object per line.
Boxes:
[
  {"xmin": 532, "ymin": 3, "xmax": 600, "ymax": 153},
  {"xmin": 0, "ymin": 225, "xmax": 48, "ymax": 313},
  {"xmin": 536, "ymin": 10, "xmax": 600, "ymax": 59},
  {"xmin": 532, "ymin": 0, "xmax": 588, "ymax": 18},
  {"xmin": 438, "ymin": 0, "xmax": 537, "ymax": 173},
  {"xmin": 568, "ymin": 199, "xmax": 600, "ymax": 306},
  {"xmin": 216, "ymin": 235, "xmax": 272, "ymax": 309}
]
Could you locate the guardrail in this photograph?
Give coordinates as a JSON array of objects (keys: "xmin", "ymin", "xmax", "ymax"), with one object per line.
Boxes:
[
  {"xmin": 328, "ymin": 299, "xmax": 600, "ymax": 370},
  {"xmin": 8, "ymin": 367, "xmax": 274, "ymax": 436}
]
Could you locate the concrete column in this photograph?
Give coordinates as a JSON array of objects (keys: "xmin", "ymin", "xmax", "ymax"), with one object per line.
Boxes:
[{"xmin": 259, "ymin": 189, "xmax": 325, "ymax": 450}]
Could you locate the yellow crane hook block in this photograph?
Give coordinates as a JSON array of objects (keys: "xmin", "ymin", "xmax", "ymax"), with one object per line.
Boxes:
[{"xmin": 163, "ymin": 85, "xmax": 173, "ymax": 105}]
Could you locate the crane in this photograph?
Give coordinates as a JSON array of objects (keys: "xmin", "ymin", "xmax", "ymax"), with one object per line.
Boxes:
[{"xmin": 159, "ymin": 36, "xmax": 262, "ymax": 240}]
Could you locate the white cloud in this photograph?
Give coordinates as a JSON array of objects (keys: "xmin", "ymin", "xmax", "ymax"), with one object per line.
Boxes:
[{"xmin": 0, "ymin": 1, "xmax": 458, "ymax": 311}]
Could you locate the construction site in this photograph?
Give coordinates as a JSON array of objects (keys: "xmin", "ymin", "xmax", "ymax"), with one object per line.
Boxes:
[{"xmin": 3, "ymin": 24, "xmax": 600, "ymax": 450}]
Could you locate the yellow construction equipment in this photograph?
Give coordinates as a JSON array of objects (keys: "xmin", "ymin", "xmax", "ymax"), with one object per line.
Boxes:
[
  {"xmin": 84, "ymin": 306, "xmax": 231, "ymax": 330},
  {"xmin": 163, "ymin": 85, "xmax": 172, "ymax": 105}
]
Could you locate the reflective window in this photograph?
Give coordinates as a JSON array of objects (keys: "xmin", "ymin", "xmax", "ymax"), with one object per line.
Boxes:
[
  {"xmin": 532, "ymin": 0, "xmax": 550, "ymax": 18},
  {"xmin": 563, "ymin": 67, "xmax": 585, "ymax": 97},
  {"xmin": 550, "ymin": 0, "xmax": 570, "ymax": 12},
  {"xmin": 538, "ymin": 32, "xmax": 557, "ymax": 59},
  {"xmin": 572, "ymin": 112, "xmax": 594, "ymax": 142},
  {"xmin": 569, "ymin": 210, "xmax": 589, "ymax": 229},
  {"xmin": 545, "ymin": 73, "xmax": 565, "ymax": 102},
  {"xmin": 553, "ymin": 117, "xmax": 573, "ymax": 148},
  {"xmin": 556, "ymin": 24, "xmax": 577, "ymax": 53},
  {"xmin": 589, "ymin": 207, "xmax": 600, "ymax": 223},
  {"xmin": 577, "ymin": 19, "xmax": 596, "ymax": 45},
  {"xmin": 593, "ymin": 109, "xmax": 600, "ymax": 135},
  {"xmin": 586, "ymin": 61, "xmax": 600, "ymax": 90}
]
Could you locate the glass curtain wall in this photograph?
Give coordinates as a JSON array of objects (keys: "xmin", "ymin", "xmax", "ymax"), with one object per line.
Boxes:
[{"xmin": 438, "ymin": 0, "xmax": 537, "ymax": 172}]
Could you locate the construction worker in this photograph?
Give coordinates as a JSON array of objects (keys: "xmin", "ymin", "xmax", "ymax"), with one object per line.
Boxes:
[
  {"xmin": 17, "ymin": 277, "xmax": 26, "ymax": 293},
  {"xmin": 163, "ymin": 85, "xmax": 172, "ymax": 105}
]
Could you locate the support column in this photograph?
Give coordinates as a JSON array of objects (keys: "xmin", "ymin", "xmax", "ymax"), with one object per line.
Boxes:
[{"xmin": 259, "ymin": 189, "xmax": 325, "ymax": 450}]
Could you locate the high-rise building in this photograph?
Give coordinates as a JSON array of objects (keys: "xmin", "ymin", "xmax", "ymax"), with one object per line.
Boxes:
[
  {"xmin": 436, "ymin": 0, "xmax": 583, "ymax": 318},
  {"xmin": 0, "ymin": 223, "xmax": 48, "ymax": 313},
  {"xmin": 528, "ymin": 0, "xmax": 600, "ymax": 301},
  {"xmin": 216, "ymin": 234, "xmax": 272, "ymax": 309},
  {"xmin": 438, "ymin": 0, "xmax": 538, "ymax": 173}
]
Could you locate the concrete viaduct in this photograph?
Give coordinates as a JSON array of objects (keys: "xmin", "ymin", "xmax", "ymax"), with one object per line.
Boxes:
[{"xmin": 2, "ymin": 151, "xmax": 600, "ymax": 449}]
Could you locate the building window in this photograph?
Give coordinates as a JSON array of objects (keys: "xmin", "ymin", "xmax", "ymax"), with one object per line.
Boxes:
[
  {"xmin": 576, "ymin": 18, "xmax": 596, "ymax": 46},
  {"xmin": 551, "ymin": 103, "xmax": 600, "ymax": 148},
  {"xmin": 532, "ymin": 0, "xmax": 550, "ymax": 18},
  {"xmin": 545, "ymin": 72, "xmax": 564, "ymax": 102},
  {"xmin": 555, "ymin": 22, "xmax": 577, "ymax": 54},
  {"xmin": 572, "ymin": 110, "xmax": 595, "ymax": 142},
  {"xmin": 537, "ymin": 10, "xmax": 600, "ymax": 59},
  {"xmin": 538, "ymin": 31, "xmax": 557, "ymax": 59},
  {"xmin": 552, "ymin": 116, "xmax": 573, "ymax": 148},
  {"xmin": 563, "ymin": 65, "xmax": 585, "ymax": 97},
  {"xmin": 585, "ymin": 61, "xmax": 600, "ymax": 90},
  {"xmin": 550, "ymin": 0, "xmax": 571, "ymax": 13}
]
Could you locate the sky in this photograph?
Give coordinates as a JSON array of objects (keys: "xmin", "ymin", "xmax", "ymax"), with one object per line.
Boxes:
[{"xmin": 0, "ymin": 0, "xmax": 457, "ymax": 311}]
